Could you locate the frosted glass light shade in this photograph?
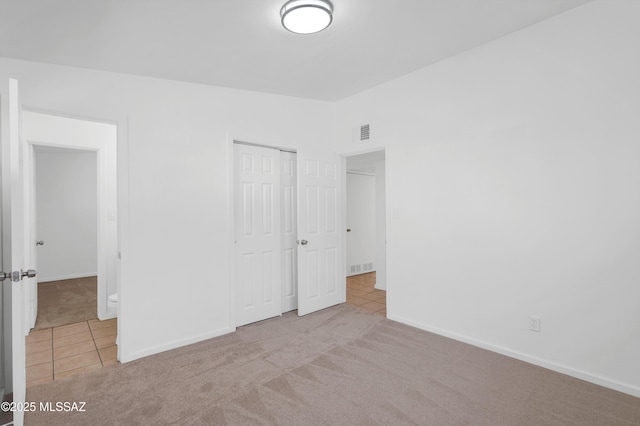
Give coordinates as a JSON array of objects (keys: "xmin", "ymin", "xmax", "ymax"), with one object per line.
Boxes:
[{"xmin": 280, "ymin": 0, "xmax": 333, "ymax": 34}]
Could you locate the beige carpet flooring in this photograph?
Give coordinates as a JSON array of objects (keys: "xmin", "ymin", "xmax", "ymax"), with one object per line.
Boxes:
[
  {"xmin": 34, "ymin": 277, "xmax": 97, "ymax": 330},
  {"xmin": 25, "ymin": 304, "xmax": 640, "ymax": 425}
]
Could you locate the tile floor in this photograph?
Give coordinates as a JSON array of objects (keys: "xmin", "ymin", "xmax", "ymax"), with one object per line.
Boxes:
[
  {"xmin": 346, "ymin": 272, "xmax": 386, "ymax": 315},
  {"xmin": 25, "ymin": 318, "xmax": 118, "ymax": 387},
  {"xmin": 23, "ymin": 276, "xmax": 377, "ymax": 388}
]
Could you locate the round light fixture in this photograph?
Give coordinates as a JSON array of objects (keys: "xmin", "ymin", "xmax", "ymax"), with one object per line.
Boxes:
[{"xmin": 280, "ymin": 0, "xmax": 333, "ymax": 34}]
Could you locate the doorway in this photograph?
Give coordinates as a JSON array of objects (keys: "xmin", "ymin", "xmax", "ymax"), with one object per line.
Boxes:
[
  {"xmin": 345, "ymin": 150, "xmax": 386, "ymax": 315},
  {"xmin": 22, "ymin": 111, "xmax": 119, "ymax": 385},
  {"xmin": 33, "ymin": 146, "xmax": 98, "ymax": 329},
  {"xmin": 23, "ymin": 111, "xmax": 118, "ymax": 325}
]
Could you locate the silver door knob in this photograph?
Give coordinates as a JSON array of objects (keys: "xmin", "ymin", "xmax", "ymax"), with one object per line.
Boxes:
[
  {"xmin": 300, "ymin": 239, "xmax": 308, "ymax": 245},
  {"xmin": 0, "ymin": 272, "xmax": 9, "ymax": 282},
  {"xmin": 36, "ymin": 240, "xmax": 44, "ymax": 246},
  {"xmin": 21, "ymin": 269, "xmax": 37, "ymax": 279}
]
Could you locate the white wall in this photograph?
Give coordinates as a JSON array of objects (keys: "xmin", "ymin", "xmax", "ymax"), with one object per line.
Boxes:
[
  {"xmin": 0, "ymin": 57, "xmax": 335, "ymax": 362},
  {"xmin": 334, "ymin": 0, "xmax": 640, "ymax": 396},
  {"xmin": 346, "ymin": 173, "xmax": 376, "ymax": 275},
  {"xmin": 35, "ymin": 151, "xmax": 97, "ymax": 282}
]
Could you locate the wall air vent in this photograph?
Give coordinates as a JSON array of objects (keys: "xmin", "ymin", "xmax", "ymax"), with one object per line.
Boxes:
[
  {"xmin": 360, "ymin": 124, "xmax": 370, "ymax": 141},
  {"xmin": 349, "ymin": 263, "xmax": 375, "ymax": 276}
]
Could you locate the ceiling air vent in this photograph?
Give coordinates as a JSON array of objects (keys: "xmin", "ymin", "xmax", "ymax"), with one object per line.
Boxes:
[{"xmin": 360, "ymin": 124, "xmax": 370, "ymax": 141}]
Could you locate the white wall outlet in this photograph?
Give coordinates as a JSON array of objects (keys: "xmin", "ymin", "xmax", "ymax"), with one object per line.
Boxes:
[{"xmin": 529, "ymin": 316, "xmax": 541, "ymax": 332}]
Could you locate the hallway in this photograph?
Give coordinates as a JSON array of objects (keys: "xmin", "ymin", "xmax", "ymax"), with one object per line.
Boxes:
[{"xmin": 345, "ymin": 272, "xmax": 386, "ymax": 315}]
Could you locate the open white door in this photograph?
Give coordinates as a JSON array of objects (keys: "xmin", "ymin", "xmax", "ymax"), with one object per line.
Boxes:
[
  {"xmin": 1, "ymin": 78, "xmax": 30, "ymax": 425},
  {"xmin": 297, "ymin": 150, "xmax": 344, "ymax": 316}
]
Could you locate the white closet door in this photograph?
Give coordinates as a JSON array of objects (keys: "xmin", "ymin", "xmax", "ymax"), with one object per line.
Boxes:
[
  {"xmin": 296, "ymin": 150, "xmax": 345, "ymax": 316},
  {"xmin": 281, "ymin": 151, "xmax": 298, "ymax": 313},
  {"xmin": 234, "ymin": 144, "xmax": 282, "ymax": 326}
]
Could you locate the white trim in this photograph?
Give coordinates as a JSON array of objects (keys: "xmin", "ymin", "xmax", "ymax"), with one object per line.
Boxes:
[
  {"xmin": 343, "ymin": 147, "xmax": 387, "ymax": 294},
  {"xmin": 388, "ymin": 313, "xmax": 640, "ymax": 398},
  {"xmin": 234, "ymin": 139, "xmax": 296, "ymax": 154},
  {"xmin": 346, "ymin": 170, "xmax": 376, "ymax": 177},
  {"xmin": 115, "ymin": 115, "xmax": 129, "ymax": 363},
  {"xmin": 37, "ymin": 273, "xmax": 97, "ymax": 283},
  {"xmin": 119, "ymin": 327, "xmax": 235, "ymax": 363},
  {"xmin": 24, "ymin": 113, "xmax": 117, "ymax": 323},
  {"xmin": 226, "ymin": 134, "xmax": 237, "ymax": 332},
  {"xmin": 22, "ymin": 108, "xmax": 129, "ymax": 363},
  {"xmin": 340, "ymin": 155, "xmax": 347, "ymax": 303}
]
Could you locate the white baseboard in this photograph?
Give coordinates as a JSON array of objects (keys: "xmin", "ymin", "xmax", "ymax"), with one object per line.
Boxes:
[
  {"xmin": 119, "ymin": 326, "xmax": 236, "ymax": 363},
  {"xmin": 387, "ymin": 313, "xmax": 640, "ymax": 398},
  {"xmin": 38, "ymin": 272, "xmax": 97, "ymax": 282}
]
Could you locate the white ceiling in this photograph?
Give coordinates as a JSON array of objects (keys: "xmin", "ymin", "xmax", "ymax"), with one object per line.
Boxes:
[{"xmin": 0, "ymin": 0, "xmax": 590, "ymax": 101}]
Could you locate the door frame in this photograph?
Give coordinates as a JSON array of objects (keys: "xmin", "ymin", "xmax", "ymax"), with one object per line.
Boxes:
[
  {"xmin": 24, "ymin": 110, "xmax": 118, "ymax": 325},
  {"xmin": 342, "ymin": 147, "xmax": 387, "ymax": 295},
  {"xmin": 21, "ymin": 107, "xmax": 129, "ymax": 361}
]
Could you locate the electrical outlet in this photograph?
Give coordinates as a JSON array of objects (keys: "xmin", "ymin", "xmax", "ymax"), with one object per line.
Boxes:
[{"xmin": 529, "ymin": 316, "xmax": 541, "ymax": 332}]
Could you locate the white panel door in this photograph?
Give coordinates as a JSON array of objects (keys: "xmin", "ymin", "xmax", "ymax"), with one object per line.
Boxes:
[
  {"xmin": 280, "ymin": 151, "xmax": 297, "ymax": 313},
  {"xmin": 297, "ymin": 150, "xmax": 344, "ymax": 316},
  {"xmin": 234, "ymin": 144, "xmax": 282, "ymax": 326},
  {"xmin": 1, "ymin": 78, "xmax": 28, "ymax": 425}
]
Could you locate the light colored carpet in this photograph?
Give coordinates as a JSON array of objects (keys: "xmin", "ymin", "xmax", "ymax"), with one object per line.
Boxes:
[
  {"xmin": 34, "ymin": 277, "xmax": 97, "ymax": 330},
  {"xmin": 25, "ymin": 305, "xmax": 640, "ymax": 425}
]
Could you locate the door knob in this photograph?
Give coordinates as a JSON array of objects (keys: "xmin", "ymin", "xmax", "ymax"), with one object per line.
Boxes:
[
  {"xmin": 36, "ymin": 240, "xmax": 44, "ymax": 246},
  {"xmin": 300, "ymin": 239, "xmax": 308, "ymax": 245},
  {"xmin": 0, "ymin": 272, "xmax": 9, "ymax": 282}
]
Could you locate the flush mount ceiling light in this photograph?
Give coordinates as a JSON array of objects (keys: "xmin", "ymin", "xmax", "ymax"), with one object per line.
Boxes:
[{"xmin": 280, "ymin": 0, "xmax": 333, "ymax": 34}]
